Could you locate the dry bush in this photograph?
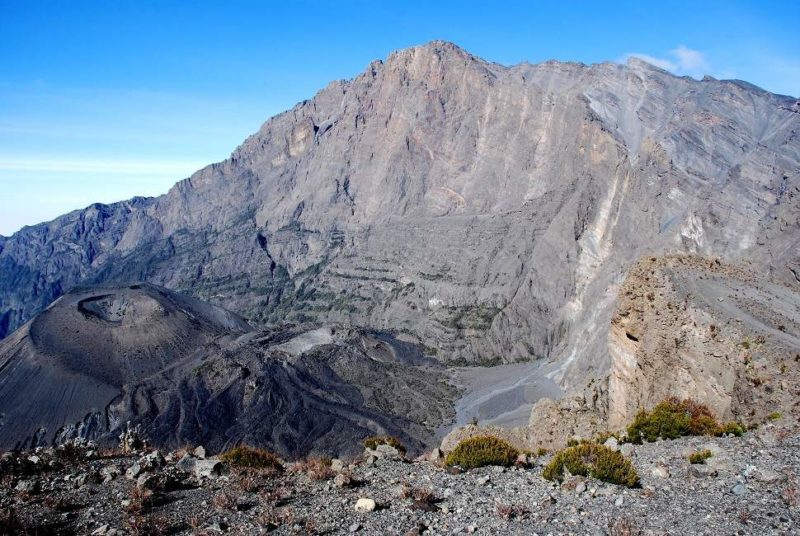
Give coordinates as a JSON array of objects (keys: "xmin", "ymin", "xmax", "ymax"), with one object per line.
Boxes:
[
  {"xmin": 257, "ymin": 506, "xmax": 295, "ymax": 529},
  {"xmin": 608, "ymin": 517, "xmax": 642, "ymax": 536},
  {"xmin": 260, "ymin": 484, "xmax": 291, "ymax": 505},
  {"xmin": 211, "ymin": 492, "xmax": 236, "ymax": 511},
  {"xmin": 738, "ymin": 509, "xmax": 751, "ymax": 524},
  {"xmin": 219, "ymin": 446, "xmax": 282, "ymax": 472},
  {"xmin": 295, "ymin": 457, "xmax": 335, "ymax": 481},
  {"xmin": 399, "ymin": 483, "xmax": 435, "ymax": 503},
  {"xmin": 362, "ymin": 435, "xmax": 406, "ymax": 453},
  {"xmin": 126, "ymin": 513, "xmax": 169, "ymax": 536},
  {"xmin": 43, "ymin": 495, "xmax": 83, "ymax": 512},
  {"xmin": 126, "ymin": 486, "xmax": 155, "ymax": 514},
  {"xmin": 302, "ymin": 517, "xmax": 320, "ymax": 534},
  {"xmin": 187, "ymin": 515, "xmax": 203, "ymax": 531},
  {"xmin": 237, "ymin": 471, "xmax": 261, "ymax": 492},
  {"xmin": 97, "ymin": 447, "xmax": 125, "ymax": 459},
  {"xmin": 783, "ymin": 484, "xmax": 799, "ymax": 507},
  {"xmin": 495, "ymin": 503, "xmax": 528, "ymax": 520}
]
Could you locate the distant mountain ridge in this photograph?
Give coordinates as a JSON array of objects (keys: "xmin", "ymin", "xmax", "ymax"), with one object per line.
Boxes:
[{"xmin": 1, "ymin": 41, "xmax": 798, "ymax": 400}]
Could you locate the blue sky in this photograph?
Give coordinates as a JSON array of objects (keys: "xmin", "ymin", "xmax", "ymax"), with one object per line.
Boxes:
[{"xmin": 1, "ymin": 1, "xmax": 798, "ymax": 236}]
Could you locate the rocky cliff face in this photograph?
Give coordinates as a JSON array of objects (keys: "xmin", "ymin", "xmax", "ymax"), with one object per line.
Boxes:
[
  {"xmin": 1, "ymin": 41, "xmax": 799, "ymax": 399},
  {"xmin": 607, "ymin": 255, "xmax": 800, "ymax": 428}
]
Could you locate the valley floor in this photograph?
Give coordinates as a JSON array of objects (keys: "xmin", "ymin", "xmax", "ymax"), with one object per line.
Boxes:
[{"xmin": 2, "ymin": 423, "xmax": 798, "ymax": 535}]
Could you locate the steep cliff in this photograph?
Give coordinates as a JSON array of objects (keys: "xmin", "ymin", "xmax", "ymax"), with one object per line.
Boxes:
[{"xmin": 1, "ymin": 41, "xmax": 798, "ymax": 395}]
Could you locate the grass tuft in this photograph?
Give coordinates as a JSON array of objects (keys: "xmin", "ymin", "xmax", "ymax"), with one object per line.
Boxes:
[
  {"xmin": 220, "ymin": 446, "xmax": 283, "ymax": 471},
  {"xmin": 543, "ymin": 443, "xmax": 640, "ymax": 487},
  {"xmin": 688, "ymin": 449, "xmax": 713, "ymax": 464},
  {"xmin": 444, "ymin": 436, "xmax": 519, "ymax": 470},
  {"xmin": 627, "ymin": 397, "xmax": 745, "ymax": 443},
  {"xmin": 362, "ymin": 435, "xmax": 406, "ymax": 454}
]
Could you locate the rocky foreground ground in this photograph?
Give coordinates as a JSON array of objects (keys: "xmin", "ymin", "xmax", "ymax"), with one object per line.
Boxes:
[{"xmin": 1, "ymin": 422, "xmax": 798, "ymax": 536}]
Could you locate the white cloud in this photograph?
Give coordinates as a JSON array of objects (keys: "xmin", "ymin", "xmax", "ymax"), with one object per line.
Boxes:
[
  {"xmin": 670, "ymin": 45, "xmax": 710, "ymax": 75},
  {"xmin": 622, "ymin": 45, "xmax": 711, "ymax": 79}
]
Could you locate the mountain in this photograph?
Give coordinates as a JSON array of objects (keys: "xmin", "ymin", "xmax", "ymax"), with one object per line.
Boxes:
[
  {"xmin": 1, "ymin": 41, "xmax": 799, "ymax": 442},
  {"xmin": 0, "ymin": 283, "xmax": 454, "ymax": 454}
]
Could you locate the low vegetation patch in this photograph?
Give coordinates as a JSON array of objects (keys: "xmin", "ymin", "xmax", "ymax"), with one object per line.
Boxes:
[
  {"xmin": 688, "ymin": 449, "xmax": 713, "ymax": 464},
  {"xmin": 295, "ymin": 457, "xmax": 335, "ymax": 481},
  {"xmin": 626, "ymin": 397, "xmax": 745, "ymax": 443},
  {"xmin": 444, "ymin": 436, "xmax": 519, "ymax": 470},
  {"xmin": 220, "ymin": 446, "xmax": 283, "ymax": 471},
  {"xmin": 716, "ymin": 421, "xmax": 746, "ymax": 437},
  {"xmin": 362, "ymin": 435, "xmax": 406, "ymax": 454},
  {"xmin": 543, "ymin": 443, "xmax": 640, "ymax": 488}
]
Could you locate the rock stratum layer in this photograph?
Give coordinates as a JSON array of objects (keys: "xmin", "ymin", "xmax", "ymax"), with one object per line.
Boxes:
[
  {"xmin": 0, "ymin": 284, "xmax": 454, "ymax": 455},
  {"xmin": 1, "ymin": 41, "xmax": 799, "ymax": 446}
]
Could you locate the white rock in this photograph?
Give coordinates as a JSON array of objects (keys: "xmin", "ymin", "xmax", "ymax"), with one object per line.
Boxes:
[
  {"xmin": 194, "ymin": 459, "xmax": 224, "ymax": 479},
  {"xmin": 354, "ymin": 498, "xmax": 376, "ymax": 513},
  {"xmin": 603, "ymin": 437, "xmax": 620, "ymax": 451},
  {"xmin": 331, "ymin": 458, "xmax": 345, "ymax": 472},
  {"xmin": 429, "ymin": 448, "xmax": 444, "ymax": 461},
  {"xmin": 651, "ymin": 464, "xmax": 670, "ymax": 479}
]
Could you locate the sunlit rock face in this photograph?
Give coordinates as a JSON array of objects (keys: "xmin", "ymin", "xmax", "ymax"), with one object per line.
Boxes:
[{"xmin": 0, "ymin": 41, "xmax": 798, "ymax": 393}]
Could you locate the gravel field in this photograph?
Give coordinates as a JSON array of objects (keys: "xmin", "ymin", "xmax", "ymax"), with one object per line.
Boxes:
[{"xmin": 2, "ymin": 423, "xmax": 798, "ymax": 535}]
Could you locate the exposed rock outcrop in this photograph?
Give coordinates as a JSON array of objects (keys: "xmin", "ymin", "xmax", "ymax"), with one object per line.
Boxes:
[{"xmin": 1, "ymin": 42, "xmax": 797, "ymax": 385}]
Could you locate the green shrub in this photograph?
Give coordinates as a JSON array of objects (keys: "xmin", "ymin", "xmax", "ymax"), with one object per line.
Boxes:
[
  {"xmin": 362, "ymin": 435, "xmax": 406, "ymax": 454},
  {"xmin": 767, "ymin": 412, "xmax": 782, "ymax": 421},
  {"xmin": 593, "ymin": 431, "xmax": 620, "ymax": 445},
  {"xmin": 627, "ymin": 397, "xmax": 735, "ymax": 443},
  {"xmin": 715, "ymin": 421, "xmax": 745, "ymax": 437},
  {"xmin": 220, "ymin": 446, "xmax": 282, "ymax": 471},
  {"xmin": 543, "ymin": 443, "xmax": 639, "ymax": 487},
  {"xmin": 688, "ymin": 449, "xmax": 713, "ymax": 464},
  {"xmin": 444, "ymin": 436, "xmax": 519, "ymax": 470}
]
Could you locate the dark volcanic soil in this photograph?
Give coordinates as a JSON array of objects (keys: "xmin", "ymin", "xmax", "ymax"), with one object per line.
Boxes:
[{"xmin": 0, "ymin": 284, "xmax": 455, "ymax": 457}]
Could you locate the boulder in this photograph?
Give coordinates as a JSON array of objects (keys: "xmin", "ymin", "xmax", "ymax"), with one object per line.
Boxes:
[
  {"xmin": 689, "ymin": 464, "xmax": 718, "ymax": 478},
  {"xmin": 101, "ymin": 465, "xmax": 120, "ymax": 483},
  {"xmin": 355, "ymin": 498, "xmax": 376, "ymax": 513},
  {"xmin": 175, "ymin": 454, "xmax": 198, "ymax": 473},
  {"xmin": 330, "ymin": 458, "xmax": 345, "ymax": 472},
  {"xmin": 651, "ymin": 464, "xmax": 670, "ymax": 479},
  {"xmin": 365, "ymin": 444, "xmax": 403, "ymax": 461},
  {"xmin": 334, "ymin": 473, "xmax": 353, "ymax": 488},
  {"xmin": 194, "ymin": 459, "xmax": 224, "ymax": 479},
  {"xmin": 429, "ymin": 448, "xmax": 444, "ymax": 462}
]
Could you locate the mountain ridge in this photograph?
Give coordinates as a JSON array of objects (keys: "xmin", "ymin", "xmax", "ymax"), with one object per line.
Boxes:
[{"xmin": 1, "ymin": 41, "xmax": 798, "ymax": 412}]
